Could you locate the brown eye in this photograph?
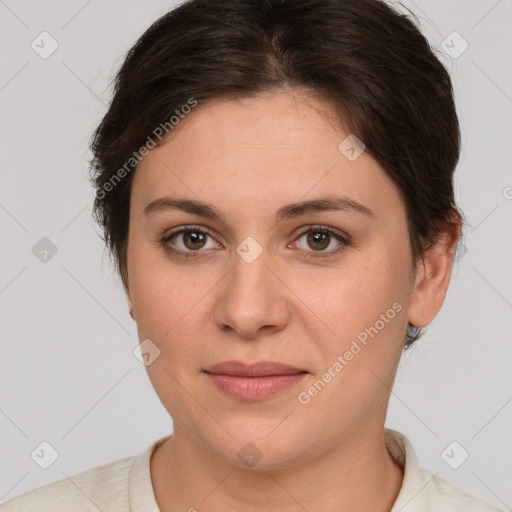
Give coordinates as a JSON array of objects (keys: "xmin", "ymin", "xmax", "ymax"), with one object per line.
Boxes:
[
  {"xmin": 292, "ymin": 225, "xmax": 350, "ymax": 259},
  {"xmin": 306, "ymin": 231, "xmax": 331, "ymax": 251},
  {"xmin": 162, "ymin": 226, "xmax": 219, "ymax": 257},
  {"xmin": 162, "ymin": 224, "xmax": 350, "ymax": 261},
  {"xmin": 182, "ymin": 230, "xmax": 208, "ymax": 250}
]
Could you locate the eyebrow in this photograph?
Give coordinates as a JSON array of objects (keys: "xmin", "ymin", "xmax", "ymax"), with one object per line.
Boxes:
[{"xmin": 142, "ymin": 195, "xmax": 374, "ymax": 223}]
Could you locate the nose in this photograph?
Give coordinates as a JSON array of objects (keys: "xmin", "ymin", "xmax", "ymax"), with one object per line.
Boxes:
[{"xmin": 213, "ymin": 246, "xmax": 291, "ymax": 340}]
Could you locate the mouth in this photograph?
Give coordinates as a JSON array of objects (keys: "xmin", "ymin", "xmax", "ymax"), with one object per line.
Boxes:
[{"xmin": 203, "ymin": 360, "xmax": 308, "ymax": 400}]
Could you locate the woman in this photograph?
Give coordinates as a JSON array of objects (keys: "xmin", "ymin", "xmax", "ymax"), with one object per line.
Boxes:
[{"xmin": 2, "ymin": 0, "xmax": 504, "ymax": 510}]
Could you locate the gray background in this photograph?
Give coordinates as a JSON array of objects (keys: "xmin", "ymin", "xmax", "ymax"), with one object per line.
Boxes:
[{"xmin": 0, "ymin": 0, "xmax": 511, "ymax": 508}]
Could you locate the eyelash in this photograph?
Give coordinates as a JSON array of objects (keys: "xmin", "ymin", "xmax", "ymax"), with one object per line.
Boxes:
[{"xmin": 161, "ymin": 224, "xmax": 351, "ymax": 260}]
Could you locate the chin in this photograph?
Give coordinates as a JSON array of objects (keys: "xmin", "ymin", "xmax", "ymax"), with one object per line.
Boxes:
[{"xmin": 205, "ymin": 420, "xmax": 314, "ymax": 470}]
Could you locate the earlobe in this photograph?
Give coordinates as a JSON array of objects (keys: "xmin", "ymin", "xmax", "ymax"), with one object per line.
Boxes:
[
  {"xmin": 127, "ymin": 292, "xmax": 136, "ymax": 320},
  {"xmin": 122, "ymin": 266, "xmax": 135, "ymax": 320},
  {"xmin": 125, "ymin": 285, "xmax": 135, "ymax": 321},
  {"xmin": 407, "ymin": 222, "xmax": 461, "ymax": 328}
]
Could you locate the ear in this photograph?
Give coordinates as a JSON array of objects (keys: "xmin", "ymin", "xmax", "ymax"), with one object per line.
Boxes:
[
  {"xmin": 122, "ymin": 268, "xmax": 135, "ymax": 321},
  {"xmin": 127, "ymin": 295, "xmax": 135, "ymax": 320},
  {"xmin": 408, "ymin": 218, "xmax": 461, "ymax": 328}
]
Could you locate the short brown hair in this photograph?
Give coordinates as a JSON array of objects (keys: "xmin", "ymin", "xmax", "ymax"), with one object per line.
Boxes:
[{"xmin": 89, "ymin": 0, "xmax": 464, "ymax": 349}]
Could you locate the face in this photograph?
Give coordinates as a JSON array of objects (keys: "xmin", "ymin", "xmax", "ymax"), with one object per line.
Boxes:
[{"xmin": 125, "ymin": 88, "xmax": 418, "ymax": 468}]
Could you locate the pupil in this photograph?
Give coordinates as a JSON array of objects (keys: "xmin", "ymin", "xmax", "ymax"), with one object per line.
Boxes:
[
  {"xmin": 186, "ymin": 231, "xmax": 205, "ymax": 249},
  {"xmin": 308, "ymin": 231, "xmax": 329, "ymax": 251}
]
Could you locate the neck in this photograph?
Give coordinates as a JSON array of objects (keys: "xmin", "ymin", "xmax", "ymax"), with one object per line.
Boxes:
[{"xmin": 151, "ymin": 424, "xmax": 404, "ymax": 512}]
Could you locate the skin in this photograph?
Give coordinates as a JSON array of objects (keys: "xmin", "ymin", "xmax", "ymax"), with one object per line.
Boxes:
[{"xmin": 124, "ymin": 88, "xmax": 460, "ymax": 511}]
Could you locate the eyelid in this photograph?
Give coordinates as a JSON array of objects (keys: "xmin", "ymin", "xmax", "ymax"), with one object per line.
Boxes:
[
  {"xmin": 163, "ymin": 224, "xmax": 215, "ymax": 240},
  {"xmin": 291, "ymin": 224, "xmax": 350, "ymax": 259},
  {"xmin": 162, "ymin": 224, "xmax": 221, "ymax": 253},
  {"xmin": 161, "ymin": 224, "xmax": 350, "ymax": 258},
  {"xmin": 293, "ymin": 224, "xmax": 349, "ymax": 241}
]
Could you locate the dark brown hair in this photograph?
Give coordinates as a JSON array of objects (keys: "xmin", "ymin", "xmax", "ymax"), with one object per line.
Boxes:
[{"xmin": 89, "ymin": 0, "xmax": 464, "ymax": 349}]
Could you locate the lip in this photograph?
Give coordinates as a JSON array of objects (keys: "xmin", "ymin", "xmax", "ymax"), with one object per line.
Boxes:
[
  {"xmin": 205, "ymin": 360, "xmax": 306, "ymax": 377},
  {"xmin": 204, "ymin": 360, "xmax": 308, "ymax": 400}
]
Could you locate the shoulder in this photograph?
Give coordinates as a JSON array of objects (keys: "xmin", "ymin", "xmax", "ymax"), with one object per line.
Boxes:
[
  {"xmin": 414, "ymin": 467, "xmax": 505, "ymax": 512},
  {"xmin": 0, "ymin": 454, "xmax": 135, "ymax": 512},
  {"xmin": 385, "ymin": 429, "xmax": 505, "ymax": 512}
]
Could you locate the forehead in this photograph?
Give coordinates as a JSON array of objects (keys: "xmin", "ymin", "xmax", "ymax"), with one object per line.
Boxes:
[
  {"xmin": 131, "ymin": 89, "xmax": 402, "ymax": 221},
  {"xmin": 153, "ymin": 89, "xmax": 350, "ymax": 161}
]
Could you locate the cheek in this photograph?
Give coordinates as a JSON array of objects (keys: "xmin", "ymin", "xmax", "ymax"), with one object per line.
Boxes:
[
  {"xmin": 129, "ymin": 263, "xmax": 209, "ymax": 409},
  {"xmin": 128, "ymin": 243, "xmax": 199, "ymax": 339},
  {"xmin": 291, "ymin": 260, "xmax": 408, "ymax": 424},
  {"xmin": 299, "ymin": 251, "xmax": 409, "ymax": 339},
  {"xmin": 129, "ymin": 220, "xmax": 412, "ymax": 354}
]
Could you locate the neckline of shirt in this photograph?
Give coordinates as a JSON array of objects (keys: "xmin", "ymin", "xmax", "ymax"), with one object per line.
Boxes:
[{"xmin": 128, "ymin": 428, "xmax": 414, "ymax": 512}]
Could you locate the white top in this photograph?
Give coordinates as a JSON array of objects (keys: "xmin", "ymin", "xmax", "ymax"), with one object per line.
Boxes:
[{"xmin": 1, "ymin": 428, "xmax": 503, "ymax": 511}]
